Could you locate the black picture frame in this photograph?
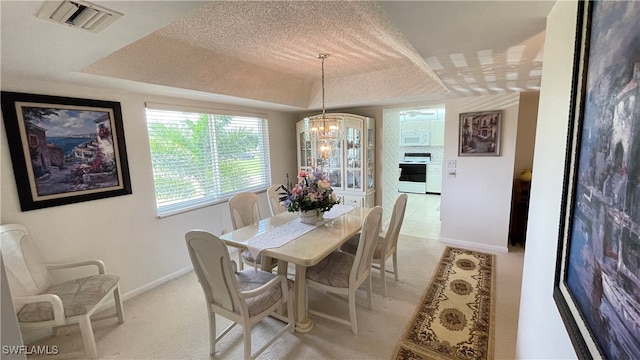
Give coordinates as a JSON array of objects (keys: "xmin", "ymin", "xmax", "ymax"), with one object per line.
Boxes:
[
  {"xmin": 553, "ymin": 1, "xmax": 640, "ymax": 359},
  {"xmin": 1, "ymin": 91, "xmax": 132, "ymax": 211},
  {"xmin": 458, "ymin": 110, "xmax": 501, "ymax": 156}
]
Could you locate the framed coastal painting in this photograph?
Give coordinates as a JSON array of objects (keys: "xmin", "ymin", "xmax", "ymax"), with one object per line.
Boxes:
[
  {"xmin": 0, "ymin": 92, "xmax": 132, "ymax": 211},
  {"xmin": 553, "ymin": 1, "xmax": 640, "ymax": 359},
  {"xmin": 458, "ymin": 110, "xmax": 501, "ymax": 156}
]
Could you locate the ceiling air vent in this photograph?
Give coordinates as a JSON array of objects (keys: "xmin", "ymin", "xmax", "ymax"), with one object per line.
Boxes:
[{"xmin": 36, "ymin": 0, "xmax": 123, "ymax": 33}]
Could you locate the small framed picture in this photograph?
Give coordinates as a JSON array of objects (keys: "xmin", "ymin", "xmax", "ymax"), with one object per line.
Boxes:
[
  {"xmin": 458, "ymin": 110, "xmax": 501, "ymax": 156},
  {"xmin": 1, "ymin": 91, "xmax": 132, "ymax": 211}
]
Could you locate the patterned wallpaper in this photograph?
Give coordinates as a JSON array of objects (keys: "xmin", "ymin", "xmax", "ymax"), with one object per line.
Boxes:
[{"xmin": 382, "ymin": 108, "xmax": 402, "ymax": 227}]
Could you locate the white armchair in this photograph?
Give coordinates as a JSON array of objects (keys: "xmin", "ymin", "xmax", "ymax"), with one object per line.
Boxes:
[
  {"xmin": 341, "ymin": 194, "xmax": 408, "ymax": 296},
  {"xmin": 229, "ymin": 192, "xmax": 277, "ymax": 271},
  {"xmin": 0, "ymin": 224, "xmax": 124, "ymax": 359},
  {"xmin": 305, "ymin": 206, "xmax": 383, "ymax": 334},
  {"xmin": 266, "ymin": 184, "xmax": 287, "ymax": 216},
  {"xmin": 185, "ymin": 230, "xmax": 294, "ymax": 359}
]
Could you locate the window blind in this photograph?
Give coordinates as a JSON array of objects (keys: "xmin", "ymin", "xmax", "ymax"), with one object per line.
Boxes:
[{"xmin": 145, "ymin": 106, "xmax": 271, "ymax": 217}]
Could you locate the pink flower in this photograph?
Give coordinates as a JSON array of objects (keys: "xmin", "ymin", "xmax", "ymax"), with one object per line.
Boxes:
[{"xmin": 282, "ymin": 167, "xmax": 340, "ymax": 213}]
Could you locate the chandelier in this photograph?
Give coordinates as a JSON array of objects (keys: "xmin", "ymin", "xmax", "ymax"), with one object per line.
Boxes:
[{"xmin": 309, "ymin": 53, "xmax": 343, "ymax": 159}]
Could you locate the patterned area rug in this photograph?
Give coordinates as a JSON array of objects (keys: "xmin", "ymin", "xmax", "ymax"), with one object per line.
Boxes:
[{"xmin": 393, "ymin": 246, "xmax": 496, "ymax": 360}]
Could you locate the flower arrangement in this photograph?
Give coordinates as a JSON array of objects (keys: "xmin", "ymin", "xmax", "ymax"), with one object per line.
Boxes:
[{"xmin": 278, "ymin": 167, "xmax": 340, "ymax": 213}]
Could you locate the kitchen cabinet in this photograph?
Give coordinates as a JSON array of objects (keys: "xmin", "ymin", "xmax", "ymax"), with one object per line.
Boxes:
[
  {"xmin": 430, "ymin": 119, "xmax": 445, "ymax": 146},
  {"xmin": 297, "ymin": 113, "xmax": 375, "ymax": 208},
  {"xmin": 400, "ymin": 108, "xmax": 445, "ymax": 147},
  {"xmin": 400, "ymin": 119, "xmax": 429, "ymax": 146},
  {"xmin": 426, "ymin": 163, "xmax": 442, "ymax": 194}
]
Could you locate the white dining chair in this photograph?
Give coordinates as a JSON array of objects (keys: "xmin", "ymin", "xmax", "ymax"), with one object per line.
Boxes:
[
  {"xmin": 305, "ymin": 206, "xmax": 383, "ymax": 335},
  {"xmin": 185, "ymin": 230, "xmax": 294, "ymax": 359},
  {"xmin": 228, "ymin": 192, "xmax": 277, "ymax": 271},
  {"xmin": 0, "ymin": 224, "xmax": 125, "ymax": 359},
  {"xmin": 341, "ymin": 194, "xmax": 408, "ymax": 296},
  {"xmin": 266, "ymin": 184, "xmax": 287, "ymax": 216}
]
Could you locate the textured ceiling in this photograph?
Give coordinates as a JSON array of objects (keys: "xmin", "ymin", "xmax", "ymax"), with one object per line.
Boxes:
[
  {"xmin": 83, "ymin": 1, "xmax": 449, "ymax": 109},
  {"xmin": 381, "ymin": 1, "xmax": 551, "ymax": 99},
  {"xmin": 1, "ymin": 1, "xmax": 556, "ymax": 111}
]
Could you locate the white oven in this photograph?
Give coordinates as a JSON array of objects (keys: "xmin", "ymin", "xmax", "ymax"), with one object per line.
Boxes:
[{"xmin": 398, "ymin": 153, "xmax": 430, "ymax": 194}]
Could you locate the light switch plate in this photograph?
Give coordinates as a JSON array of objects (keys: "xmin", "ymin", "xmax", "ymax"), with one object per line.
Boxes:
[
  {"xmin": 447, "ymin": 160, "xmax": 457, "ymax": 168},
  {"xmin": 447, "ymin": 170, "xmax": 457, "ymax": 178}
]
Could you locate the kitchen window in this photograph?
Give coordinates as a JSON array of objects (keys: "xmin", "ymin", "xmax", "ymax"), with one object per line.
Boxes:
[{"xmin": 145, "ymin": 103, "xmax": 271, "ymax": 217}]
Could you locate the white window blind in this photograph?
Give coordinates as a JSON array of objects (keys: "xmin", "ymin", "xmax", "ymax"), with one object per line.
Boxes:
[{"xmin": 145, "ymin": 106, "xmax": 271, "ymax": 217}]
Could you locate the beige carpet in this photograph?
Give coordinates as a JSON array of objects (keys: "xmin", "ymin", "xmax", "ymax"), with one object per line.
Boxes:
[
  {"xmin": 23, "ymin": 236, "xmax": 522, "ymax": 359},
  {"xmin": 393, "ymin": 247, "xmax": 495, "ymax": 360}
]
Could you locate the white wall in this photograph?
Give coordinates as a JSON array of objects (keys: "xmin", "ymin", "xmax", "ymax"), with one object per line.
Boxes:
[
  {"xmin": 439, "ymin": 93, "xmax": 521, "ymax": 252},
  {"xmin": 326, "ymin": 96, "xmax": 530, "ymax": 249},
  {"xmin": 329, "ymin": 95, "xmax": 529, "ymax": 253},
  {"xmin": 516, "ymin": 0, "xmax": 578, "ymax": 358},
  {"xmin": 514, "ymin": 92, "xmax": 540, "ymax": 178},
  {"xmin": 0, "ymin": 79, "xmax": 299, "ymax": 302}
]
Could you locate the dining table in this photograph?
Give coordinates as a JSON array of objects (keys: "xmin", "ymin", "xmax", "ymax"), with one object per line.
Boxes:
[{"xmin": 219, "ymin": 205, "xmax": 370, "ymax": 333}]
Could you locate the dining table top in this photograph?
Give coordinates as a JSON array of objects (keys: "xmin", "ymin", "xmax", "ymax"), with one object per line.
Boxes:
[{"xmin": 219, "ymin": 206, "xmax": 370, "ymax": 267}]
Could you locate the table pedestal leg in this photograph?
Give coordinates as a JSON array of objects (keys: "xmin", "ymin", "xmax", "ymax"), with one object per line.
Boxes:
[
  {"xmin": 294, "ymin": 264, "xmax": 313, "ymax": 333},
  {"xmin": 276, "ymin": 260, "xmax": 288, "ymax": 315}
]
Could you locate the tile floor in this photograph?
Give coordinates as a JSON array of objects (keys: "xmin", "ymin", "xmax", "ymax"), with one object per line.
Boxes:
[{"xmin": 399, "ymin": 193, "xmax": 442, "ymax": 239}]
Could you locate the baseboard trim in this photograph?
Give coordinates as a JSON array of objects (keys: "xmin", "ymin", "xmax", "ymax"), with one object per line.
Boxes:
[
  {"xmin": 21, "ymin": 265, "xmax": 196, "ymax": 344},
  {"xmin": 438, "ymin": 237, "xmax": 508, "ymax": 253},
  {"xmin": 121, "ymin": 265, "xmax": 194, "ymax": 301},
  {"xmin": 97, "ymin": 265, "xmax": 194, "ymax": 314}
]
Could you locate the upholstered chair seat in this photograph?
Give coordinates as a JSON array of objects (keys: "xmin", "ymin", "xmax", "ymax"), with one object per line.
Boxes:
[
  {"xmin": 340, "ymin": 236, "xmax": 383, "ymax": 260},
  {"xmin": 240, "ymin": 251, "xmax": 278, "ymax": 268},
  {"xmin": 235, "ymin": 269, "xmax": 290, "ymax": 317},
  {"xmin": 17, "ymin": 275, "xmax": 120, "ymax": 322},
  {"xmin": 306, "ymin": 251, "xmax": 354, "ymax": 288}
]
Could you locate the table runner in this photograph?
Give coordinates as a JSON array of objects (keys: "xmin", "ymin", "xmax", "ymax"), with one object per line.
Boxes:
[{"xmin": 246, "ymin": 205, "xmax": 354, "ymax": 260}]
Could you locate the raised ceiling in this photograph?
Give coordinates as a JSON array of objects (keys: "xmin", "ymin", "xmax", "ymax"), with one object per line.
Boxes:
[{"xmin": 0, "ymin": 1, "xmax": 556, "ymax": 112}]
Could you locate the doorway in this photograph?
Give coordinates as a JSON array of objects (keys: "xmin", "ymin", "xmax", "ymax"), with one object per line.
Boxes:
[{"xmin": 381, "ymin": 106, "xmax": 445, "ymax": 240}]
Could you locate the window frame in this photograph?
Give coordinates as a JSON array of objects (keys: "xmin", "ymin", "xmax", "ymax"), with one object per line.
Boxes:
[{"xmin": 145, "ymin": 102, "xmax": 271, "ymax": 217}]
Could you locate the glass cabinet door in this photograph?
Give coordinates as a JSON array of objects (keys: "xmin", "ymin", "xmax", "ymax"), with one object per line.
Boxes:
[
  {"xmin": 302, "ymin": 116, "xmax": 343, "ymax": 190},
  {"xmin": 299, "ymin": 131, "xmax": 313, "ymax": 168},
  {"xmin": 299, "ymin": 114, "xmax": 374, "ymax": 198},
  {"xmin": 345, "ymin": 118, "xmax": 362, "ymax": 191},
  {"xmin": 315, "ymin": 139, "xmax": 342, "ymax": 189},
  {"xmin": 366, "ymin": 120, "xmax": 375, "ymax": 189}
]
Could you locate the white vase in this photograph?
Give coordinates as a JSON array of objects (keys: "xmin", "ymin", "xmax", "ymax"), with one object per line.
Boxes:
[{"xmin": 299, "ymin": 209, "xmax": 322, "ymax": 224}]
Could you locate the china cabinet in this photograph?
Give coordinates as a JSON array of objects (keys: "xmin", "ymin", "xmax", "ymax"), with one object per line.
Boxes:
[{"xmin": 297, "ymin": 113, "xmax": 375, "ymax": 208}]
